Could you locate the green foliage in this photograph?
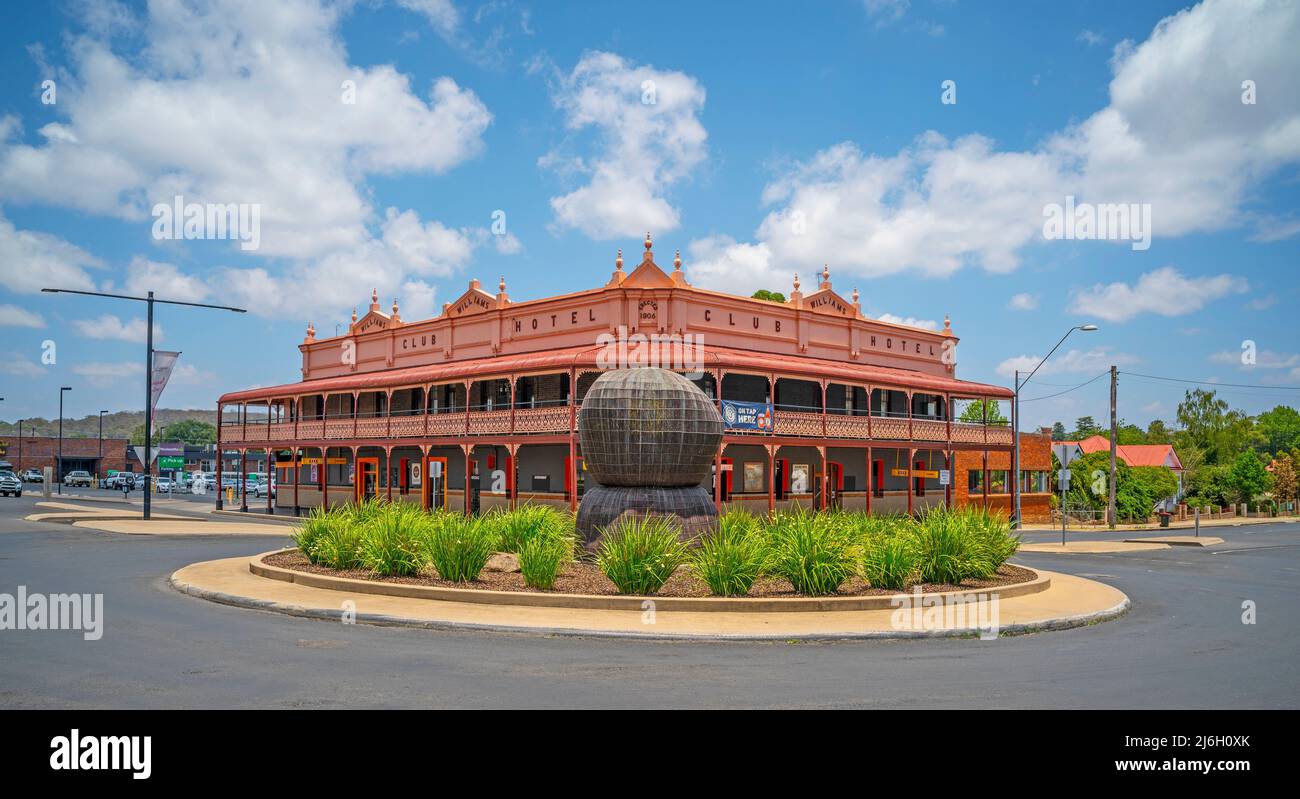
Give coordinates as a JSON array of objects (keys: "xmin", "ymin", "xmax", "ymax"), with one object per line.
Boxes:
[
  {"xmin": 518, "ymin": 534, "xmax": 575, "ymax": 590},
  {"xmin": 751, "ymin": 289, "xmax": 787, "ymax": 303},
  {"xmin": 596, "ymin": 516, "xmax": 690, "ymax": 595},
  {"xmin": 1256, "ymin": 405, "xmax": 1300, "ymax": 456},
  {"xmin": 1184, "ymin": 463, "xmax": 1232, "ymax": 508},
  {"xmin": 158, "ymin": 419, "xmax": 217, "ymax": 445},
  {"xmin": 762, "ymin": 507, "xmax": 859, "ymax": 595},
  {"xmin": 293, "ymin": 505, "xmax": 332, "ymax": 563},
  {"xmin": 422, "ymin": 514, "xmax": 498, "ymax": 582},
  {"xmin": 1065, "ymin": 450, "xmax": 1178, "ymax": 518},
  {"xmin": 310, "ymin": 512, "xmax": 364, "ymax": 570},
  {"xmin": 357, "ymin": 502, "xmax": 428, "ymax": 576},
  {"xmin": 1176, "ymin": 388, "xmax": 1260, "ymax": 466},
  {"xmin": 690, "ymin": 512, "xmax": 766, "ymax": 596},
  {"xmin": 859, "ymin": 534, "xmax": 918, "ymax": 590},
  {"xmin": 910, "ymin": 506, "xmax": 1007, "ymax": 584},
  {"xmin": 959, "ymin": 399, "xmax": 1008, "ymax": 426},
  {"xmin": 1072, "ymin": 416, "xmax": 1103, "ymax": 439},
  {"xmin": 1051, "ymin": 422, "xmax": 1067, "ymax": 441},
  {"xmin": 1227, "ymin": 450, "xmax": 1273, "ymax": 504},
  {"xmin": 488, "ymin": 504, "xmax": 573, "ymax": 553}
]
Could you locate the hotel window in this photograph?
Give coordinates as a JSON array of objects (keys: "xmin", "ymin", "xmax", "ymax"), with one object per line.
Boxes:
[
  {"xmin": 989, "ymin": 470, "xmax": 1008, "ymax": 494},
  {"xmin": 968, "ymin": 470, "xmax": 984, "ymax": 494},
  {"xmin": 1021, "ymin": 470, "xmax": 1048, "ymax": 493}
]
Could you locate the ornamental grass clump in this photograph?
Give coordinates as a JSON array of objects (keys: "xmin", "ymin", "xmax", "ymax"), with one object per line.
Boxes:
[
  {"xmin": 518, "ymin": 533, "xmax": 576, "ymax": 590},
  {"xmin": 596, "ymin": 516, "xmax": 689, "ymax": 595},
  {"xmin": 492, "ymin": 504, "xmax": 574, "ymax": 553},
  {"xmin": 310, "ymin": 513, "xmax": 364, "ymax": 570},
  {"xmin": 860, "ymin": 533, "xmax": 918, "ymax": 590},
  {"xmin": 763, "ymin": 506, "xmax": 859, "ymax": 596},
  {"xmin": 690, "ymin": 511, "xmax": 766, "ymax": 597},
  {"xmin": 293, "ymin": 505, "xmax": 332, "ymax": 563},
  {"xmin": 911, "ymin": 506, "xmax": 1013, "ymax": 584},
  {"xmin": 357, "ymin": 501, "xmax": 429, "ymax": 576},
  {"xmin": 421, "ymin": 514, "xmax": 498, "ymax": 582}
]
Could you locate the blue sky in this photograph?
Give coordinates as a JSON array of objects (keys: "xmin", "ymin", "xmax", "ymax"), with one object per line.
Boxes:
[{"xmin": 1, "ymin": 0, "xmax": 1297, "ymax": 430}]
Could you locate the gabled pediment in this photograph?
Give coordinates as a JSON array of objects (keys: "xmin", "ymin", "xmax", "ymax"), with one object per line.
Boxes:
[
  {"xmin": 622, "ymin": 258, "xmax": 676, "ymax": 288},
  {"xmin": 801, "ymin": 287, "xmax": 857, "ymax": 317},
  {"xmin": 352, "ymin": 310, "xmax": 393, "ymax": 334},
  {"xmin": 444, "ymin": 279, "xmax": 497, "ymax": 317}
]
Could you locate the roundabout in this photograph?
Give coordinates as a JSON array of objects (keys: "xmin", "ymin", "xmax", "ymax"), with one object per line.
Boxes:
[{"xmin": 169, "ymin": 548, "xmax": 1129, "ymax": 640}]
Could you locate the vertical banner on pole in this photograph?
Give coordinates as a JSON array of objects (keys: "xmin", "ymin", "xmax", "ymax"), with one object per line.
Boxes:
[{"xmin": 150, "ymin": 351, "xmax": 182, "ymax": 421}]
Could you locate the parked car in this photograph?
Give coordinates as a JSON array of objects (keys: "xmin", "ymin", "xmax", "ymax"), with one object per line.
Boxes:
[
  {"xmin": 254, "ymin": 479, "xmax": 276, "ymax": 498},
  {"xmin": 0, "ymin": 471, "xmax": 22, "ymax": 497},
  {"xmin": 64, "ymin": 470, "xmax": 92, "ymax": 487},
  {"xmin": 106, "ymin": 473, "xmax": 137, "ymax": 490},
  {"xmin": 155, "ymin": 477, "xmax": 173, "ymax": 493},
  {"xmin": 21, "ymin": 469, "xmax": 43, "ymax": 483}
]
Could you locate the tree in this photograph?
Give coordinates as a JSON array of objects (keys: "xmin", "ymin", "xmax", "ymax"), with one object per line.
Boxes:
[
  {"xmin": 1145, "ymin": 419, "xmax": 1173, "ymax": 444},
  {"xmin": 160, "ymin": 419, "xmax": 217, "ymax": 445},
  {"xmin": 1227, "ymin": 450, "xmax": 1273, "ymax": 506},
  {"xmin": 1271, "ymin": 454, "xmax": 1297, "ymax": 510},
  {"xmin": 1184, "ymin": 463, "xmax": 1232, "ymax": 508},
  {"xmin": 1072, "ymin": 416, "xmax": 1102, "ymax": 439},
  {"xmin": 959, "ymin": 399, "xmax": 1007, "ymax": 425},
  {"xmin": 1255, "ymin": 405, "xmax": 1300, "ymax": 456},
  {"xmin": 1175, "ymin": 388, "xmax": 1260, "ymax": 465},
  {"xmin": 751, "ymin": 289, "xmax": 786, "ymax": 303},
  {"xmin": 1051, "ymin": 422, "xmax": 1066, "ymax": 441}
]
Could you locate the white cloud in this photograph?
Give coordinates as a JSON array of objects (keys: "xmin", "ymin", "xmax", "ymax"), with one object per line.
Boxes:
[
  {"xmin": 863, "ymin": 0, "xmax": 910, "ymax": 28},
  {"xmin": 396, "ymin": 0, "xmax": 460, "ymax": 39},
  {"xmin": 876, "ymin": 313, "xmax": 938, "ymax": 330},
  {"xmin": 1246, "ymin": 294, "xmax": 1278, "ymax": 311},
  {"xmin": 1209, "ymin": 348, "xmax": 1300, "ymax": 381},
  {"xmin": 72, "ymin": 314, "xmax": 163, "ymax": 343},
  {"xmin": 72, "ymin": 361, "xmax": 145, "ymax": 388},
  {"xmin": 0, "ymin": 356, "xmax": 44, "ymax": 377},
  {"xmin": 0, "ymin": 213, "xmax": 103, "ymax": 294},
  {"xmin": 686, "ymin": 235, "xmax": 779, "ymax": 295},
  {"xmin": 0, "ymin": 0, "xmax": 494, "ymax": 321},
  {"xmin": 541, "ymin": 52, "xmax": 707, "ymax": 239},
  {"xmin": 996, "ymin": 347, "xmax": 1137, "ymax": 379},
  {"xmin": 692, "ymin": 0, "xmax": 1300, "ymax": 281},
  {"xmin": 110, "ymin": 257, "xmax": 210, "ymax": 303},
  {"xmin": 0, "ymin": 304, "xmax": 45, "ymax": 328},
  {"xmin": 1077, "ymin": 29, "xmax": 1105, "ymax": 46},
  {"xmin": 1008, "ymin": 292, "xmax": 1039, "ymax": 311},
  {"xmin": 1069, "ymin": 266, "xmax": 1248, "ymax": 323}
]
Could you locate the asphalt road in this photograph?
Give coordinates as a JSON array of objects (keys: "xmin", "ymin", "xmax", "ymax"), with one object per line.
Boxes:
[{"xmin": 0, "ymin": 492, "xmax": 1296, "ymax": 708}]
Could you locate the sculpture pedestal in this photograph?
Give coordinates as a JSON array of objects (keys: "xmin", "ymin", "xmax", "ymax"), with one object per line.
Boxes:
[{"xmin": 577, "ymin": 485, "xmax": 718, "ymax": 551}]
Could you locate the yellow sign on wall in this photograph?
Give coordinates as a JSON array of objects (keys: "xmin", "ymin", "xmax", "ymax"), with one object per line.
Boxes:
[
  {"xmin": 891, "ymin": 468, "xmax": 939, "ymax": 479},
  {"xmin": 283, "ymin": 457, "xmax": 347, "ymax": 466}
]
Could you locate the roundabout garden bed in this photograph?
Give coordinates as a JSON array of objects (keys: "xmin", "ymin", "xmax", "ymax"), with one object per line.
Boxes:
[{"xmin": 283, "ymin": 501, "xmax": 1031, "ymax": 601}]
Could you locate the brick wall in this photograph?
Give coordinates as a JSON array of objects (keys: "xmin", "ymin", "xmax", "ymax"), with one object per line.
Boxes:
[
  {"xmin": 0, "ymin": 436, "xmax": 129, "ymax": 478},
  {"xmin": 953, "ymin": 430, "xmax": 1054, "ymax": 522}
]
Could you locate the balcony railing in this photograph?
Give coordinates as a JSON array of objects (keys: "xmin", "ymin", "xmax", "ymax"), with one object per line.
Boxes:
[{"xmin": 218, "ymin": 399, "xmax": 1013, "ymax": 448}]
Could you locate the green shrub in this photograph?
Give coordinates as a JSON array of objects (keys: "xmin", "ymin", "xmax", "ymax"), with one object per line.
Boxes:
[
  {"xmin": 491, "ymin": 504, "xmax": 573, "ymax": 553},
  {"xmin": 691, "ymin": 514, "xmax": 766, "ymax": 597},
  {"xmin": 763, "ymin": 507, "xmax": 859, "ymax": 595},
  {"xmin": 357, "ymin": 502, "xmax": 429, "ymax": 576},
  {"xmin": 910, "ymin": 506, "xmax": 1015, "ymax": 583},
  {"xmin": 518, "ymin": 534, "xmax": 575, "ymax": 590},
  {"xmin": 421, "ymin": 514, "xmax": 498, "ymax": 582},
  {"xmin": 860, "ymin": 534, "xmax": 918, "ymax": 590},
  {"xmin": 596, "ymin": 516, "xmax": 689, "ymax": 595},
  {"xmin": 311, "ymin": 515, "xmax": 364, "ymax": 570},
  {"xmin": 293, "ymin": 505, "xmax": 332, "ymax": 563}
]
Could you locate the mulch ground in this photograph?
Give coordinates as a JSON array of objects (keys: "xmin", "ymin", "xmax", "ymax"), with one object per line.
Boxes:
[{"xmin": 263, "ymin": 549, "xmax": 1036, "ymax": 599}]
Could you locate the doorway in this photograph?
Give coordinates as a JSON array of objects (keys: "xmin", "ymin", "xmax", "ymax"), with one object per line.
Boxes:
[
  {"xmin": 356, "ymin": 457, "xmax": 380, "ymax": 502},
  {"xmin": 423, "ymin": 456, "xmax": 448, "ymax": 510}
]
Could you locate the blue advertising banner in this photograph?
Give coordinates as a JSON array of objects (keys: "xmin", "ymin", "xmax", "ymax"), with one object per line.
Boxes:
[{"xmin": 721, "ymin": 400, "xmax": 773, "ymax": 431}]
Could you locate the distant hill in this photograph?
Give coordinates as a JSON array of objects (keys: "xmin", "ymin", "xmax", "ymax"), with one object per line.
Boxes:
[{"xmin": 0, "ymin": 409, "xmax": 216, "ymax": 439}]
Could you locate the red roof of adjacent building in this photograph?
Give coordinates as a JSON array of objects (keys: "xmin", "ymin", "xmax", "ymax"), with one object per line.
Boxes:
[
  {"xmin": 1064, "ymin": 435, "xmax": 1184, "ymax": 471},
  {"xmin": 218, "ymin": 343, "xmax": 1015, "ymax": 404}
]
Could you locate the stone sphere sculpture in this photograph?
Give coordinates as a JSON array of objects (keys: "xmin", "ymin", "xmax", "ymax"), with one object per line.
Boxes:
[{"xmin": 576, "ymin": 368, "xmax": 723, "ymax": 549}]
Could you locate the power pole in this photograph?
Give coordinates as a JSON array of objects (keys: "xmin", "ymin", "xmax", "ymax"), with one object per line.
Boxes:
[{"xmin": 1108, "ymin": 365, "xmax": 1118, "ymax": 529}]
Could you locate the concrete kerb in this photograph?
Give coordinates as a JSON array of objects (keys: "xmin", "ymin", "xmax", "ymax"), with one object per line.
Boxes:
[{"xmin": 168, "ymin": 552, "xmax": 1130, "ymax": 641}]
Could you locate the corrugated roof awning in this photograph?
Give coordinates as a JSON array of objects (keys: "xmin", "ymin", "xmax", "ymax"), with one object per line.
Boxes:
[{"xmin": 218, "ymin": 343, "xmax": 1012, "ymax": 403}]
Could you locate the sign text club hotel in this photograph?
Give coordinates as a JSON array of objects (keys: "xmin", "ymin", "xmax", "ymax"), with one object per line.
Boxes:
[{"xmin": 217, "ymin": 235, "xmax": 1054, "ymax": 520}]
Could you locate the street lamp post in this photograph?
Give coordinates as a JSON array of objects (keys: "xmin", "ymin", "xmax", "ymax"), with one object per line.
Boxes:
[
  {"xmin": 1012, "ymin": 324, "xmax": 1098, "ymax": 529},
  {"xmin": 98, "ymin": 410, "xmax": 108, "ymax": 483},
  {"xmin": 57, "ymin": 387, "xmax": 72, "ymax": 495},
  {"xmin": 42, "ymin": 288, "xmax": 245, "ymax": 519}
]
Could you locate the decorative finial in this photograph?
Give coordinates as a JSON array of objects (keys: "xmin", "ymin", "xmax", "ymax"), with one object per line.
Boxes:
[
  {"xmin": 392, "ymin": 297, "xmax": 399, "ymax": 315},
  {"xmin": 351, "ymin": 307, "xmax": 357, "ymax": 323},
  {"xmin": 793, "ymin": 273, "xmax": 800, "ymax": 292},
  {"xmin": 371, "ymin": 288, "xmax": 378, "ymax": 304},
  {"xmin": 306, "ymin": 322, "xmax": 315, "ymax": 340},
  {"xmin": 852, "ymin": 287, "xmax": 859, "ymax": 303},
  {"xmin": 673, "ymin": 249, "xmax": 682, "ymax": 270},
  {"xmin": 644, "ymin": 232, "xmax": 652, "ymax": 251},
  {"xmin": 942, "ymin": 315, "xmax": 953, "ymax": 336},
  {"xmin": 822, "ymin": 264, "xmax": 830, "ymax": 283},
  {"xmin": 615, "ymin": 248, "xmax": 624, "ymax": 270},
  {"xmin": 499, "ymin": 275, "xmax": 506, "ymax": 293}
]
